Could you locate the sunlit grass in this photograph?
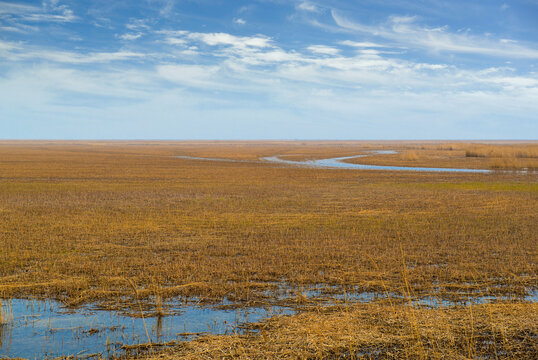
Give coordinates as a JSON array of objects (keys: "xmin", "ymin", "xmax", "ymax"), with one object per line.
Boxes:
[{"xmin": 0, "ymin": 141, "xmax": 536, "ymax": 358}]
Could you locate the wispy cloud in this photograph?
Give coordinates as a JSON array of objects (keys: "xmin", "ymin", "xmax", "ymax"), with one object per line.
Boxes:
[
  {"xmin": 0, "ymin": 42, "xmax": 147, "ymax": 64},
  {"xmin": 0, "ymin": 25, "xmax": 32, "ymax": 33},
  {"xmin": 158, "ymin": 64, "xmax": 226, "ymax": 90},
  {"xmin": 3, "ymin": 25, "xmax": 537, "ymax": 99},
  {"xmin": 307, "ymin": 45, "xmax": 340, "ymax": 55},
  {"xmin": 296, "ymin": 1, "xmax": 320, "ymax": 13},
  {"xmin": 187, "ymin": 32, "xmax": 272, "ymax": 48},
  {"xmin": 331, "ymin": 10, "xmax": 538, "ymax": 59},
  {"xmin": 0, "ymin": 1, "xmax": 38, "ymax": 15},
  {"xmin": 0, "ymin": 0, "xmax": 77, "ymax": 22},
  {"xmin": 126, "ymin": 19, "xmax": 152, "ymax": 31},
  {"xmin": 0, "ymin": 39, "xmax": 20, "ymax": 52},
  {"xmin": 1, "ymin": 1, "xmax": 537, "ymax": 139},
  {"xmin": 119, "ymin": 33, "xmax": 143, "ymax": 41},
  {"xmin": 339, "ymin": 40, "xmax": 387, "ymax": 48},
  {"xmin": 148, "ymin": 0, "xmax": 175, "ymax": 17}
]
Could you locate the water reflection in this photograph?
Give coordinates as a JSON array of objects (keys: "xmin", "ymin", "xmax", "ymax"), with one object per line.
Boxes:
[
  {"xmin": 1, "ymin": 283, "xmax": 535, "ymax": 358},
  {"xmin": 0, "ymin": 298, "xmax": 291, "ymax": 359}
]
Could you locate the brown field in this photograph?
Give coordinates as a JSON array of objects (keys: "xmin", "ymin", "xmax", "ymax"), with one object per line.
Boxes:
[{"xmin": 0, "ymin": 141, "xmax": 536, "ymax": 359}]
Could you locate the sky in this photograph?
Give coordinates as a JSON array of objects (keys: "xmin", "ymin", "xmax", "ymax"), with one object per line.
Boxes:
[{"xmin": 0, "ymin": 0, "xmax": 537, "ymax": 140}]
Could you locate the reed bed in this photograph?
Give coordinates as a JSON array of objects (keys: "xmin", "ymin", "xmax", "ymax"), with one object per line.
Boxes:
[
  {"xmin": 0, "ymin": 141, "xmax": 536, "ymax": 358},
  {"xmin": 0, "ymin": 299, "xmax": 13, "ymax": 349},
  {"xmin": 337, "ymin": 141, "xmax": 537, "ymax": 170}
]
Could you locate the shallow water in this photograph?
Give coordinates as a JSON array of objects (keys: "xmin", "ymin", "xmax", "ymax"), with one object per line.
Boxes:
[
  {"xmin": 1, "ymin": 285, "xmax": 535, "ymax": 358},
  {"xmin": 0, "ymin": 299, "xmax": 291, "ymax": 359},
  {"xmin": 261, "ymin": 152, "xmax": 492, "ymax": 173}
]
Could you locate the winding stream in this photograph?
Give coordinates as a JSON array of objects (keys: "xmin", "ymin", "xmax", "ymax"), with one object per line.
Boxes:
[{"xmin": 176, "ymin": 151, "xmax": 492, "ymax": 173}]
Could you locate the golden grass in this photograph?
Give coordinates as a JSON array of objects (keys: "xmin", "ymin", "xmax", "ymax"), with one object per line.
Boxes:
[
  {"xmin": 145, "ymin": 302, "xmax": 538, "ymax": 359},
  {"xmin": 0, "ymin": 141, "xmax": 536, "ymax": 358},
  {"xmin": 0, "ymin": 299, "xmax": 12, "ymax": 341},
  {"xmin": 342, "ymin": 141, "xmax": 538, "ymax": 170},
  {"xmin": 400, "ymin": 150, "xmax": 419, "ymax": 161},
  {"xmin": 464, "ymin": 144, "xmax": 538, "ymax": 159},
  {"xmin": 462, "ymin": 143, "xmax": 538, "ymax": 170}
]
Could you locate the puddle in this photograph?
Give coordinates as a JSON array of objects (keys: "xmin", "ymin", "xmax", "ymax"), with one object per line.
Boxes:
[
  {"xmin": 0, "ymin": 299, "xmax": 291, "ymax": 359},
  {"xmin": 525, "ymin": 289, "xmax": 538, "ymax": 302},
  {"xmin": 267, "ymin": 283, "xmax": 538, "ymax": 308}
]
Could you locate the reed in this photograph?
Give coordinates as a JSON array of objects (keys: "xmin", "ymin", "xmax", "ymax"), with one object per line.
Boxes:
[
  {"xmin": 0, "ymin": 300, "xmax": 13, "ymax": 327},
  {"xmin": 400, "ymin": 150, "xmax": 419, "ymax": 161}
]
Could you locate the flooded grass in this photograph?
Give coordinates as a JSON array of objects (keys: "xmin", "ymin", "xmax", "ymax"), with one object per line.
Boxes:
[
  {"xmin": 2, "ymin": 280, "xmax": 536, "ymax": 358},
  {"xmin": 2, "ymin": 287, "xmax": 536, "ymax": 359},
  {"xmin": 0, "ymin": 298, "xmax": 292, "ymax": 359}
]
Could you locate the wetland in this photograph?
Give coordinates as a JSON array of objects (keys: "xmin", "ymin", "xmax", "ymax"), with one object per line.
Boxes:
[{"xmin": 0, "ymin": 141, "xmax": 536, "ymax": 359}]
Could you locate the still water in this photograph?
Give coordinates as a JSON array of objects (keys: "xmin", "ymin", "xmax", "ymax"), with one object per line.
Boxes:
[{"xmin": 0, "ymin": 299, "xmax": 290, "ymax": 359}]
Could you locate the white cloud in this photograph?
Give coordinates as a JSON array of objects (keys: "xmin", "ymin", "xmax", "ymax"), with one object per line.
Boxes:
[
  {"xmin": 3, "ymin": 26, "xmax": 536, "ymax": 103},
  {"xmin": 234, "ymin": 18, "xmax": 246, "ymax": 25},
  {"xmin": 0, "ymin": 0, "xmax": 76, "ymax": 22},
  {"xmin": 165, "ymin": 37, "xmax": 187, "ymax": 45},
  {"xmin": 0, "ymin": 26, "xmax": 23, "ymax": 32},
  {"xmin": 48, "ymin": 50, "xmax": 146, "ymax": 63},
  {"xmin": 331, "ymin": 10, "xmax": 538, "ymax": 59},
  {"xmin": 297, "ymin": 1, "xmax": 319, "ymax": 13},
  {"xmin": 413, "ymin": 63, "xmax": 448, "ymax": 70},
  {"xmin": 151, "ymin": 0, "xmax": 175, "ymax": 17},
  {"xmin": 119, "ymin": 33, "xmax": 143, "ymax": 41},
  {"xmin": 0, "ymin": 2, "xmax": 39, "ymax": 15},
  {"xmin": 1, "ymin": 23, "xmax": 537, "ymax": 139},
  {"xmin": 126, "ymin": 19, "xmax": 151, "ymax": 31},
  {"xmin": 0, "ymin": 22, "xmax": 38, "ymax": 33},
  {"xmin": 0, "ymin": 43, "xmax": 147, "ymax": 63},
  {"xmin": 156, "ymin": 29, "xmax": 188, "ymax": 37},
  {"xmin": 156, "ymin": 64, "xmax": 244, "ymax": 91},
  {"xmin": 339, "ymin": 40, "xmax": 387, "ymax": 48},
  {"xmin": 0, "ymin": 65, "xmax": 159, "ymax": 104},
  {"xmin": 188, "ymin": 32, "xmax": 272, "ymax": 48},
  {"xmin": 21, "ymin": 12, "xmax": 75, "ymax": 22},
  {"xmin": 0, "ymin": 39, "xmax": 20, "ymax": 52},
  {"xmin": 161, "ymin": 30, "xmax": 273, "ymax": 50},
  {"xmin": 307, "ymin": 45, "xmax": 340, "ymax": 55}
]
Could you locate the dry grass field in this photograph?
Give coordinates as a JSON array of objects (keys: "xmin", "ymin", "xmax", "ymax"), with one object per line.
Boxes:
[{"xmin": 0, "ymin": 141, "xmax": 536, "ymax": 359}]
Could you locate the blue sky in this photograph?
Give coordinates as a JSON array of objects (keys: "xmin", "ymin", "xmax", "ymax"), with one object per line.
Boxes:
[{"xmin": 0, "ymin": 0, "xmax": 537, "ymax": 139}]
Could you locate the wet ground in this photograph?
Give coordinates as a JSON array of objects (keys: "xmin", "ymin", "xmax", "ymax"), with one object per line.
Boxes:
[
  {"xmin": 0, "ymin": 299, "xmax": 291, "ymax": 359},
  {"xmin": 1, "ymin": 283, "xmax": 535, "ymax": 359}
]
